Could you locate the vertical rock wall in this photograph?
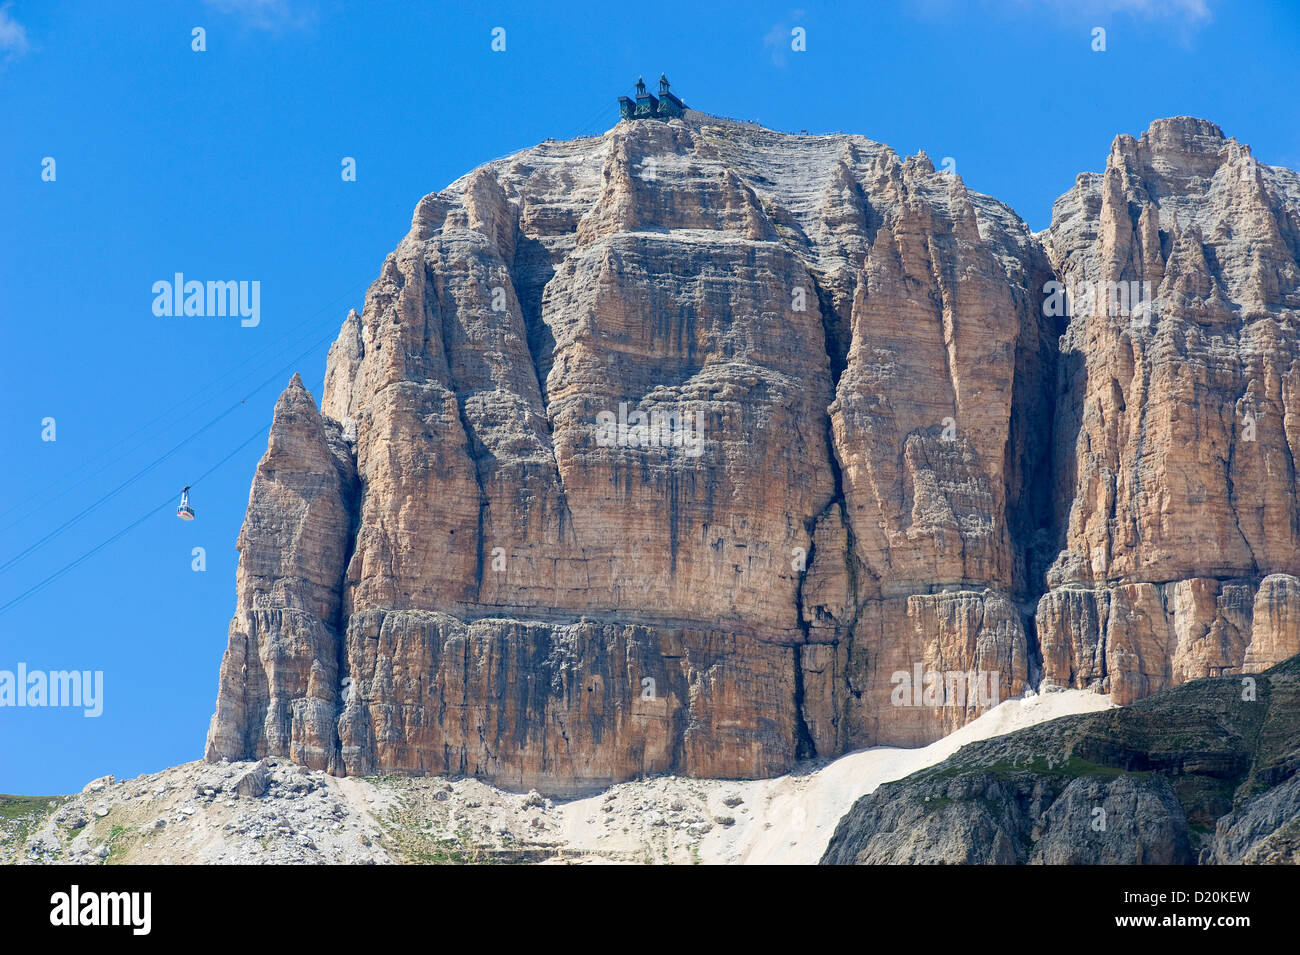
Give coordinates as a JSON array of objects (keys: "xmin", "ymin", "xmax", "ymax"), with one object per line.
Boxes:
[
  {"xmin": 207, "ymin": 115, "xmax": 1300, "ymax": 791},
  {"xmin": 1038, "ymin": 118, "xmax": 1300, "ymax": 702}
]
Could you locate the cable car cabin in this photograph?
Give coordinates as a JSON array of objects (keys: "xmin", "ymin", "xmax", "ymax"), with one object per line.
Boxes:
[{"xmin": 177, "ymin": 487, "xmax": 195, "ymax": 521}]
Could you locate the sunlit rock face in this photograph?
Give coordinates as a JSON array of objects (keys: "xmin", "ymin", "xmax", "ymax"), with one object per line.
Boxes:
[
  {"xmin": 1038, "ymin": 117, "xmax": 1300, "ymax": 703},
  {"xmin": 206, "ymin": 114, "xmax": 1300, "ymax": 792}
]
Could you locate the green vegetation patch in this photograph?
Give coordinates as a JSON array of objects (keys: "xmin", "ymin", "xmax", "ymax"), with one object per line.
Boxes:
[
  {"xmin": 104, "ymin": 823, "xmax": 136, "ymax": 864},
  {"xmin": 0, "ymin": 794, "xmax": 61, "ymax": 821},
  {"xmin": 920, "ymin": 753, "xmax": 1146, "ymax": 784},
  {"xmin": 0, "ymin": 794, "xmax": 65, "ymax": 860}
]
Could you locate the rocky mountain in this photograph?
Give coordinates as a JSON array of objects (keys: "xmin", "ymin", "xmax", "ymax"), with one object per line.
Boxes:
[
  {"xmin": 205, "ymin": 113, "xmax": 1300, "ymax": 795},
  {"xmin": 820, "ymin": 653, "xmax": 1300, "ymax": 865},
  {"xmin": 1039, "ymin": 117, "xmax": 1300, "ymax": 704}
]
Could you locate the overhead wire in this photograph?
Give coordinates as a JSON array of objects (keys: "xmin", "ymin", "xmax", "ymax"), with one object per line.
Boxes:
[
  {"xmin": 0, "ymin": 113, "xmax": 631, "ymax": 610},
  {"xmin": 0, "ymin": 422, "xmax": 274, "ymax": 617},
  {"xmin": 0, "ymin": 273, "xmax": 374, "ymax": 533},
  {"xmin": 0, "ymin": 322, "xmax": 343, "ymax": 574}
]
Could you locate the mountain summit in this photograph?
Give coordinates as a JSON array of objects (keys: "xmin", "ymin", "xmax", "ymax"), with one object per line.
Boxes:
[{"xmin": 204, "ymin": 115, "xmax": 1300, "ymax": 795}]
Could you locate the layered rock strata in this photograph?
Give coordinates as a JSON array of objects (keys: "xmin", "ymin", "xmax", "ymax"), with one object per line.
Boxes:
[
  {"xmin": 207, "ymin": 115, "xmax": 1300, "ymax": 792},
  {"xmin": 1039, "ymin": 117, "xmax": 1300, "ymax": 702}
]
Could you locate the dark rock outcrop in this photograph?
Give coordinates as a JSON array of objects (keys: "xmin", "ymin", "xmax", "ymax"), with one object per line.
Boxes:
[{"xmin": 820, "ymin": 655, "xmax": 1300, "ymax": 864}]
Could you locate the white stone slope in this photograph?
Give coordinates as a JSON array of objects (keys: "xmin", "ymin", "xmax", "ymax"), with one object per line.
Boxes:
[
  {"xmin": 4, "ymin": 688, "xmax": 1110, "ymax": 866},
  {"xmin": 571, "ymin": 686, "xmax": 1113, "ymax": 865}
]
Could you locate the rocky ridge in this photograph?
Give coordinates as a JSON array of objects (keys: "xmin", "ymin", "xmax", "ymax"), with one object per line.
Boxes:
[
  {"xmin": 205, "ymin": 114, "xmax": 1300, "ymax": 792},
  {"xmin": 820, "ymin": 653, "xmax": 1300, "ymax": 864}
]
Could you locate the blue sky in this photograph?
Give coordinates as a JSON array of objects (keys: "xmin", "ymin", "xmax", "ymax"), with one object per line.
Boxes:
[{"xmin": 1, "ymin": 0, "xmax": 1297, "ymax": 795}]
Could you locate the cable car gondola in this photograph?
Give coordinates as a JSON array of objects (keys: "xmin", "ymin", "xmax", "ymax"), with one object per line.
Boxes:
[{"xmin": 177, "ymin": 486, "xmax": 195, "ymax": 521}]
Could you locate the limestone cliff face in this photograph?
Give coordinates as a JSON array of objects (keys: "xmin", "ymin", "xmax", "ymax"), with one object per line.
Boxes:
[
  {"xmin": 205, "ymin": 374, "xmax": 356, "ymax": 772},
  {"xmin": 206, "ymin": 115, "xmax": 1300, "ymax": 792},
  {"xmin": 1038, "ymin": 117, "xmax": 1300, "ymax": 703}
]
